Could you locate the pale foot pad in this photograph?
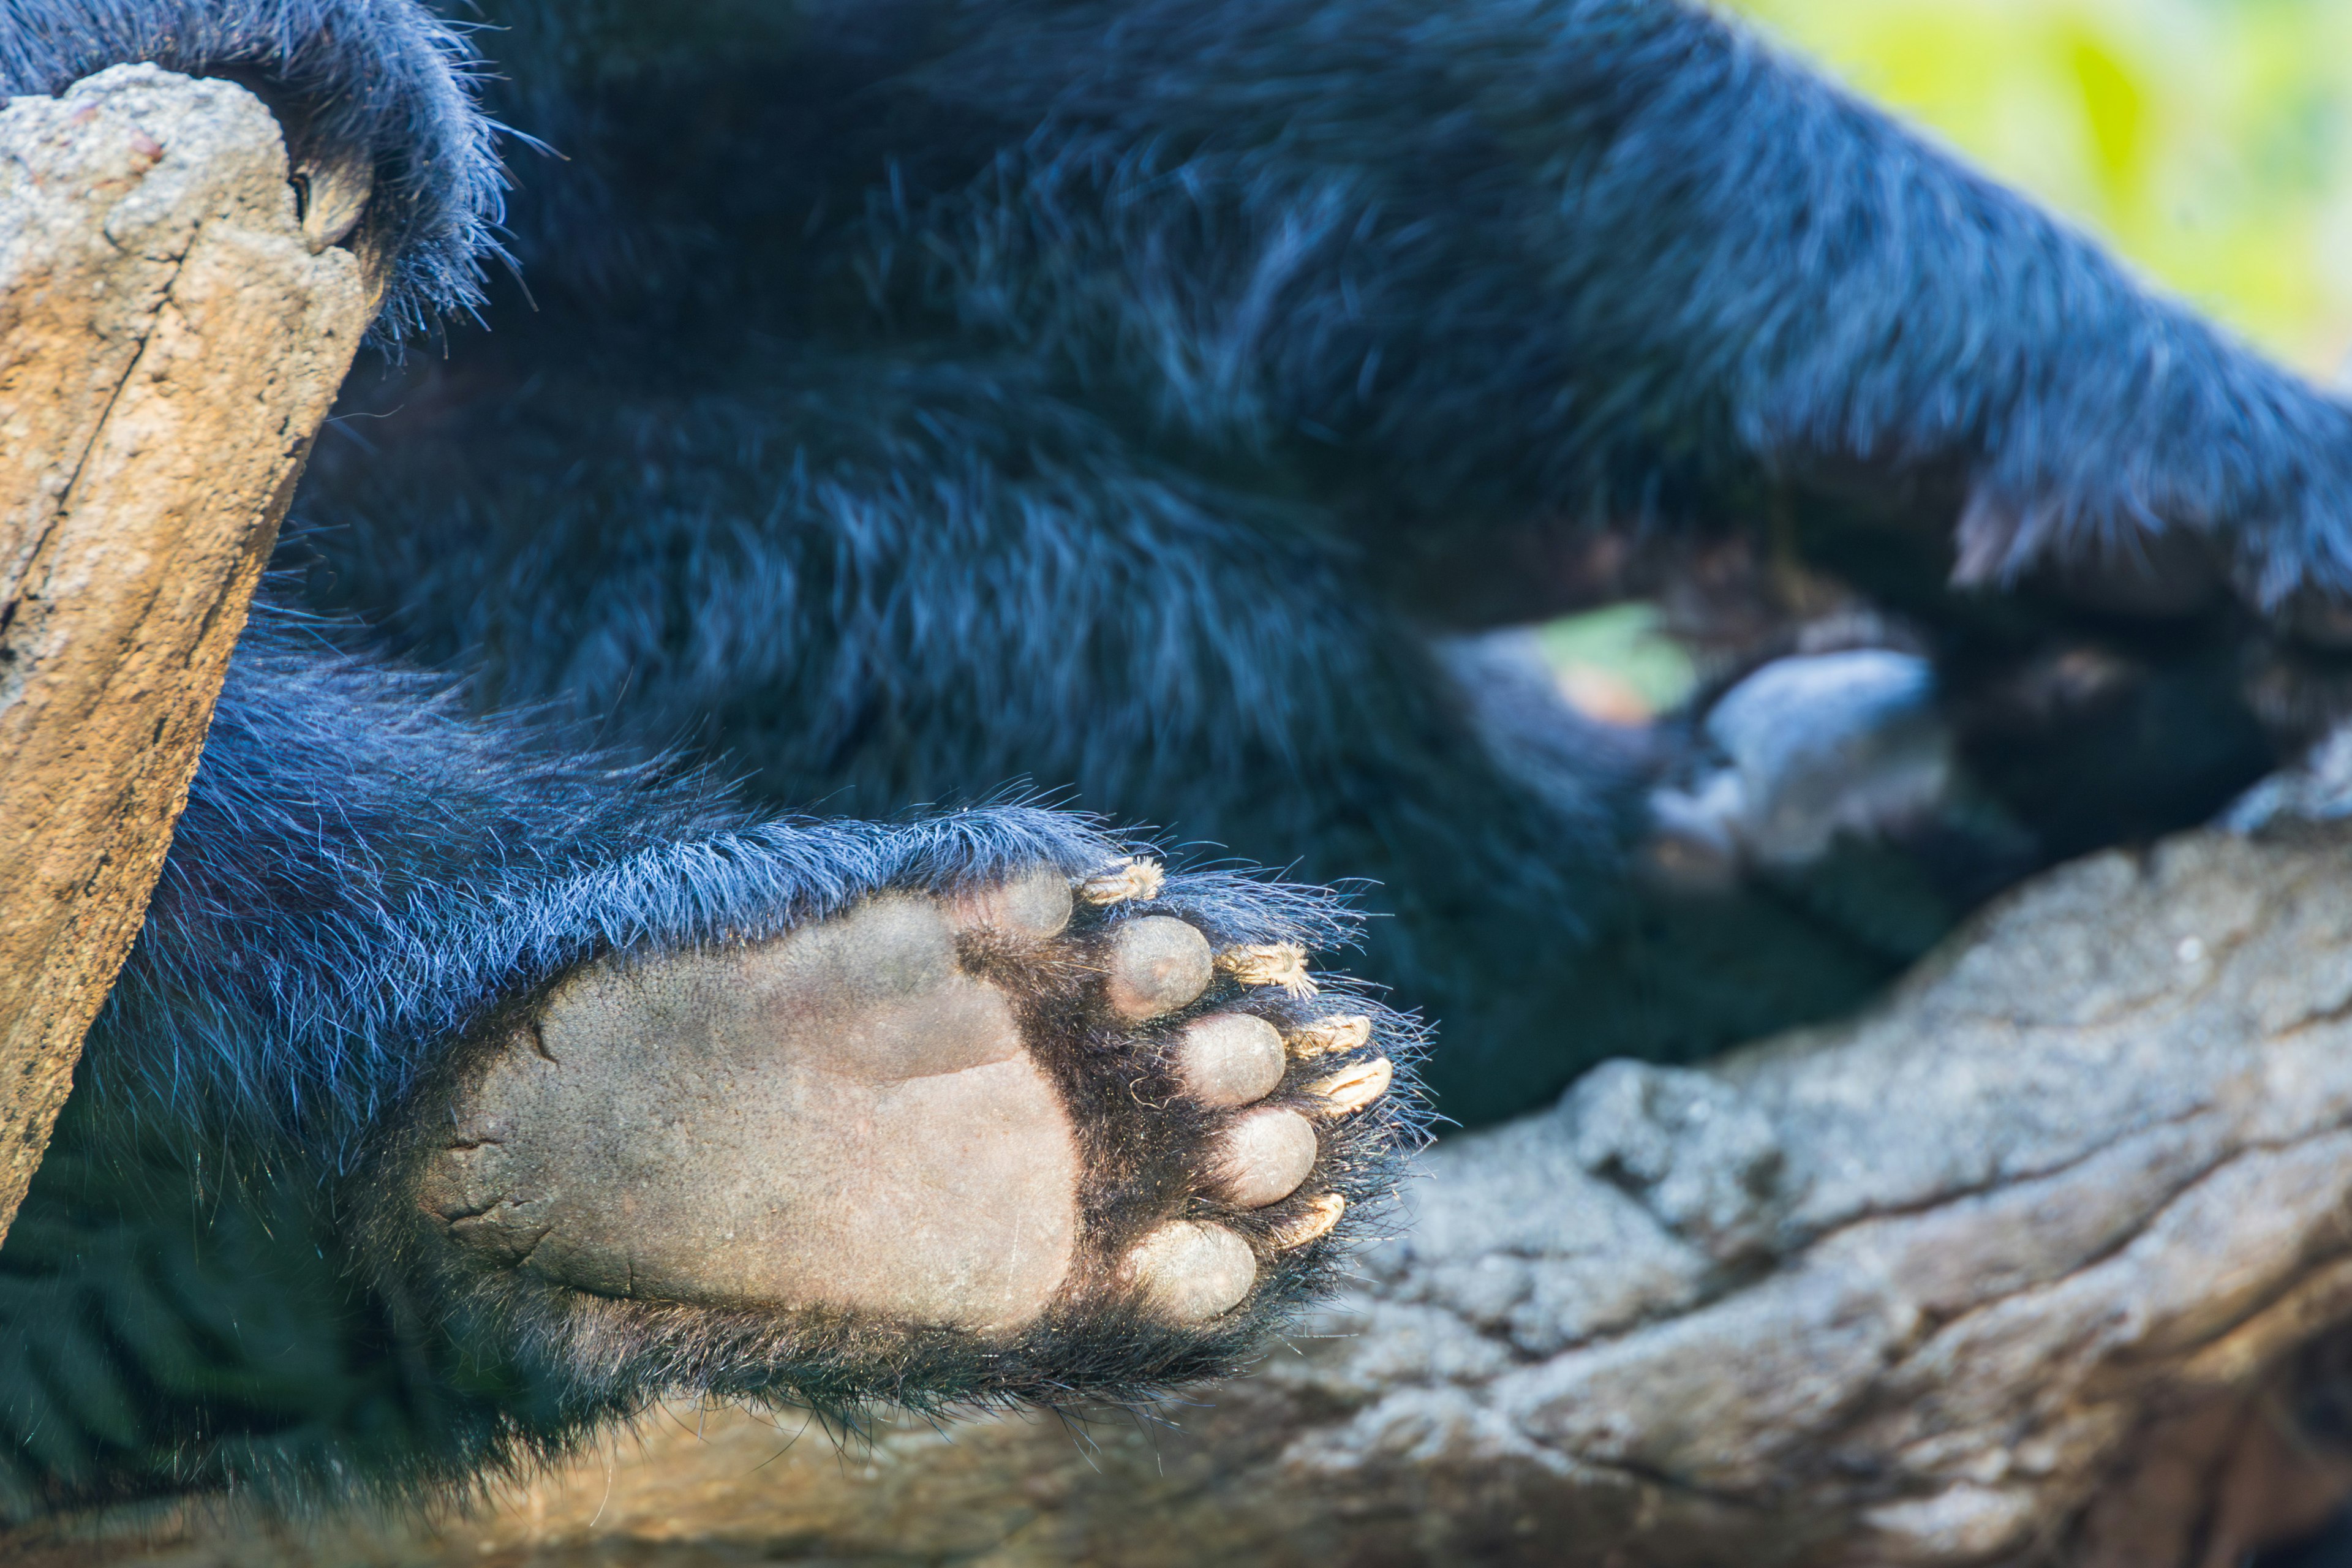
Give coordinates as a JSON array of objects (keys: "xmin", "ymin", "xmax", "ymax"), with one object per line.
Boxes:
[
  {"xmin": 1104, "ymin": 915, "xmax": 1215, "ymax": 1019},
  {"xmin": 949, "ymin": 866, "xmax": 1074, "ymax": 938},
  {"xmin": 1177, "ymin": 1014, "xmax": 1288, "ymax": 1106},
  {"xmin": 418, "ymin": 895, "xmax": 1079, "ymax": 1331},
  {"xmin": 1126, "ymin": 1221, "xmax": 1257, "ymax": 1324},
  {"xmin": 1213, "ymin": 1109, "xmax": 1319, "ymax": 1208}
]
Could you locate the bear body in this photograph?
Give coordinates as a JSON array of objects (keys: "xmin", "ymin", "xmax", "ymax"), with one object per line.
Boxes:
[{"xmin": 4, "ymin": 0, "xmax": 2350, "ymax": 1509}]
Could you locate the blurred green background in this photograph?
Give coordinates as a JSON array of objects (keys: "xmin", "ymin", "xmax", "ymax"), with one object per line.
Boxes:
[{"xmin": 1724, "ymin": 0, "xmax": 2352, "ymax": 380}]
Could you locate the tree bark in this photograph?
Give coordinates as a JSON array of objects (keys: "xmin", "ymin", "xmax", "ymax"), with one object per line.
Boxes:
[
  {"xmin": 0, "ymin": 65, "xmax": 371, "ymax": 1243},
  {"xmin": 13, "ymin": 820, "xmax": 2352, "ymax": 1566}
]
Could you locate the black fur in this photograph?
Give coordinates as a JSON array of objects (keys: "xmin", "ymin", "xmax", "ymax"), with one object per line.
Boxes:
[{"xmin": 3, "ymin": 0, "xmax": 2348, "ymax": 1513}]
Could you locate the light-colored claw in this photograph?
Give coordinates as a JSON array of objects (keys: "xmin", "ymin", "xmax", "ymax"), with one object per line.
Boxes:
[
  {"xmin": 1215, "ymin": 942, "xmax": 1317, "ymax": 998},
  {"xmin": 1079, "ymin": 856, "xmax": 1166, "ymax": 906},
  {"xmin": 1212, "ymin": 1108, "xmax": 1319, "ymax": 1208},
  {"xmin": 1305, "ymin": 1057, "xmax": 1393, "ymax": 1117},
  {"xmin": 1123, "ymin": 1221, "xmax": 1257, "ymax": 1323},
  {"xmin": 1267, "ymin": 1193, "xmax": 1346, "ymax": 1250},
  {"xmin": 1287, "ymin": 1015, "xmax": 1372, "ymax": 1058},
  {"xmin": 1176, "ymin": 1014, "xmax": 1287, "ymax": 1106},
  {"xmin": 1104, "ymin": 916, "xmax": 1214, "ymax": 1020},
  {"xmin": 294, "ymin": 145, "xmax": 374, "ymax": 252}
]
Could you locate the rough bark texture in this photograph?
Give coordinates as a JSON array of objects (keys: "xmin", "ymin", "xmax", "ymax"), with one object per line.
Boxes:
[
  {"xmin": 14, "ymin": 820, "xmax": 2352, "ymax": 1566},
  {"xmin": 0, "ymin": 64, "xmax": 371, "ymax": 1242}
]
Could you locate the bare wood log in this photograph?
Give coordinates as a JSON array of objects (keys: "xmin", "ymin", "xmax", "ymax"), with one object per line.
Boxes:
[
  {"xmin": 15, "ymin": 820, "xmax": 2352, "ymax": 1567},
  {"xmin": 0, "ymin": 65, "xmax": 371, "ymax": 1242}
]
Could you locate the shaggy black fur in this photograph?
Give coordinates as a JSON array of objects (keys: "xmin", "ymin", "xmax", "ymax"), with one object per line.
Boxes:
[{"xmin": 2, "ymin": 0, "xmax": 2349, "ymax": 1515}]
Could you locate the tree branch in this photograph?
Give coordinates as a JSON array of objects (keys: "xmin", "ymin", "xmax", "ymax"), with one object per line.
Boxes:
[{"xmin": 0, "ymin": 66, "xmax": 371, "ymax": 1242}]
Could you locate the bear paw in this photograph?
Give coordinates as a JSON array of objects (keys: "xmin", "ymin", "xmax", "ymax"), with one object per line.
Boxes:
[{"xmin": 401, "ymin": 855, "xmax": 1418, "ymax": 1410}]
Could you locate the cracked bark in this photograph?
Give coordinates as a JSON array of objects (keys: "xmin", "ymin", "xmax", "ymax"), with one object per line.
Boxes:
[
  {"xmin": 20, "ymin": 818, "xmax": 2352, "ymax": 1567},
  {"xmin": 0, "ymin": 66, "xmax": 371, "ymax": 1243}
]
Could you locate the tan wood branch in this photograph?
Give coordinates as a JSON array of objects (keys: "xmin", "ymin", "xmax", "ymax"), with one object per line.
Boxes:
[
  {"xmin": 0, "ymin": 65, "xmax": 371, "ymax": 1243},
  {"xmin": 13, "ymin": 821, "xmax": 2352, "ymax": 1566}
]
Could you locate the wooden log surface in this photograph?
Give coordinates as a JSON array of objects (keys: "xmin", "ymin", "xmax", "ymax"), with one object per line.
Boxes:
[
  {"xmin": 0, "ymin": 65, "xmax": 371, "ymax": 1243},
  {"xmin": 16, "ymin": 818, "xmax": 2352, "ymax": 1567}
]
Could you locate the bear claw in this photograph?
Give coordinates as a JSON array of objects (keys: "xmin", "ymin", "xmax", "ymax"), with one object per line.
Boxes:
[
  {"xmin": 1287, "ymin": 1014, "xmax": 1373, "ymax": 1058},
  {"xmin": 1266, "ymin": 1193, "xmax": 1348, "ymax": 1250},
  {"xmin": 1307, "ymin": 1057, "xmax": 1396, "ymax": 1116},
  {"xmin": 1078, "ymin": 855, "xmax": 1167, "ymax": 905},
  {"xmin": 1215, "ymin": 941, "xmax": 1317, "ymax": 997}
]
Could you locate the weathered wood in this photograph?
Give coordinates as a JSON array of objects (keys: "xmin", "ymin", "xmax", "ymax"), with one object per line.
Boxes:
[
  {"xmin": 13, "ymin": 820, "xmax": 2352, "ymax": 1566},
  {"xmin": 0, "ymin": 65, "xmax": 371, "ymax": 1243}
]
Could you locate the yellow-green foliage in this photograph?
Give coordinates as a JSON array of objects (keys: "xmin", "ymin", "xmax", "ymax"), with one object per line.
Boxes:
[{"xmin": 1723, "ymin": 0, "xmax": 2352, "ymax": 377}]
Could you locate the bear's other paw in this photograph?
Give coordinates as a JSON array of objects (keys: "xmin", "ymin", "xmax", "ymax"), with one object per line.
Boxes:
[{"xmin": 398, "ymin": 858, "xmax": 1419, "ymax": 1417}]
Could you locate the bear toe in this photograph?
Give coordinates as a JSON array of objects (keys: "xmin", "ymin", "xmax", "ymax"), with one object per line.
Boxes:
[
  {"xmin": 1123, "ymin": 1221, "xmax": 1259, "ymax": 1324},
  {"xmin": 948, "ymin": 865, "xmax": 1075, "ymax": 938},
  {"xmin": 1175, "ymin": 1013, "xmax": 1288, "ymax": 1105},
  {"xmin": 1103, "ymin": 914, "xmax": 1215, "ymax": 1019},
  {"xmin": 1210, "ymin": 1107, "xmax": 1319, "ymax": 1207}
]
